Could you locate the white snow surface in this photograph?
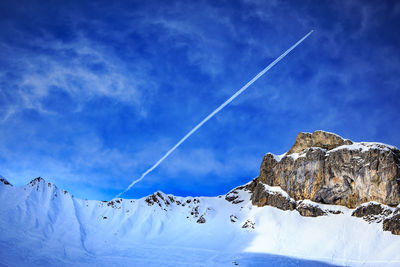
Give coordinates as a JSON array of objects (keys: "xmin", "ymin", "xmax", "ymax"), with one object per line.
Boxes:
[
  {"xmin": 328, "ymin": 142, "xmax": 397, "ymax": 153},
  {"xmin": 0, "ymin": 178, "xmax": 400, "ymax": 266}
]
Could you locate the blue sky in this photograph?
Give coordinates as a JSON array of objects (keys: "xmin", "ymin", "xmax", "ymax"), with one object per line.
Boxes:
[{"xmin": 0, "ymin": 0, "xmax": 399, "ymax": 200}]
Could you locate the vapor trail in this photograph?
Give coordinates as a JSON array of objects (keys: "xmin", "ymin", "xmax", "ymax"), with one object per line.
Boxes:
[{"xmin": 114, "ymin": 30, "xmax": 314, "ymax": 199}]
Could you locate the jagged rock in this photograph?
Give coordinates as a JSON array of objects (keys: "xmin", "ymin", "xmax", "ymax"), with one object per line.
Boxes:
[
  {"xmin": 258, "ymin": 130, "xmax": 400, "ymax": 208},
  {"xmin": 144, "ymin": 192, "xmax": 171, "ymax": 207},
  {"xmin": 168, "ymin": 196, "xmax": 175, "ymax": 203},
  {"xmin": 230, "ymin": 215, "xmax": 238, "ymax": 223},
  {"xmin": 383, "ymin": 214, "xmax": 400, "ymax": 235},
  {"xmin": 191, "ymin": 206, "xmax": 199, "ymax": 217},
  {"xmin": 352, "ymin": 203, "xmax": 392, "ymax": 223},
  {"xmin": 296, "ymin": 201, "xmax": 327, "ymax": 217},
  {"xmin": 28, "ymin": 177, "xmax": 44, "ymax": 186},
  {"xmin": 242, "ymin": 219, "xmax": 255, "ymax": 229},
  {"xmin": 107, "ymin": 199, "xmax": 122, "ymax": 209},
  {"xmin": 196, "ymin": 215, "xmax": 206, "ymax": 224},
  {"xmin": 247, "ymin": 180, "xmax": 296, "ymax": 210},
  {"xmin": 0, "ymin": 178, "xmax": 12, "ymax": 186},
  {"xmin": 27, "ymin": 177, "xmax": 56, "ymax": 192},
  {"xmin": 225, "ymin": 190, "xmax": 245, "ymax": 204},
  {"xmin": 287, "ymin": 130, "xmax": 353, "ymax": 154}
]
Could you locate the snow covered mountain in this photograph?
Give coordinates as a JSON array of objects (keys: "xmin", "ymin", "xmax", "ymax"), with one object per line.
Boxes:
[{"xmin": 1, "ymin": 131, "xmax": 400, "ymax": 266}]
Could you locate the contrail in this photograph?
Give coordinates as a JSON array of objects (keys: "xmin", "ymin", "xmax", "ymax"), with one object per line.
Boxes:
[{"xmin": 114, "ymin": 30, "xmax": 314, "ymax": 199}]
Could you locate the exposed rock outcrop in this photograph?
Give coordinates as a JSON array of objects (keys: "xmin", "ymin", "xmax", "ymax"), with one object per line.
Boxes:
[
  {"xmin": 258, "ymin": 131, "xmax": 400, "ymax": 208},
  {"xmin": 225, "ymin": 189, "xmax": 245, "ymax": 204},
  {"xmin": 243, "ymin": 180, "xmax": 343, "ymax": 217},
  {"xmin": 242, "ymin": 219, "xmax": 255, "ymax": 229},
  {"xmin": 196, "ymin": 215, "xmax": 206, "ymax": 224},
  {"xmin": 230, "ymin": 215, "xmax": 238, "ymax": 223},
  {"xmin": 0, "ymin": 177, "xmax": 12, "ymax": 186},
  {"xmin": 287, "ymin": 130, "xmax": 353, "ymax": 154},
  {"xmin": 28, "ymin": 177, "xmax": 45, "ymax": 186},
  {"xmin": 351, "ymin": 202, "xmax": 393, "ymax": 223},
  {"xmin": 296, "ymin": 201, "xmax": 327, "ymax": 217},
  {"xmin": 145, "ymin": 191, "xmax": 171, "ymax": 207},
  {"xmin": 246, "ymin": 180, "xmax": 296, "ymax": 210},
  {"xmin": 383, "ymin": 213, "xmax": 400, "ymax": 235}
]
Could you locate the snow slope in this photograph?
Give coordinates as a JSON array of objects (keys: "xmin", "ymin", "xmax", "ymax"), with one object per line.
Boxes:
[{"xmin": 0, "ymin": 178, "xmax": 399, "ymax": 267}]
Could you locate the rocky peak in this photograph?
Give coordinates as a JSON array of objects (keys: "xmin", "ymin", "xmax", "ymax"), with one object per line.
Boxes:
[
  {"xmin": 145, "ymin": 191, "xmax": 175, "ymax": 208},
  {"xmin": 28, "ymin": 177, "xmax": 45, "ymax": 186},
  {"xmin": 252, "ymin": 131, "xmax": 400, "ymax": 208},
  {"xmin": 287, "ymin": 130, "xmax": 353, "ymax": 154},
  {"xmin": 27, "ymin": 177, "xmax": 58, "ymax": 191}
]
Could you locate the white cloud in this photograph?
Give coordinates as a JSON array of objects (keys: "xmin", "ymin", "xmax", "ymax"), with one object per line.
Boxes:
[{"xmin": 0, "ymin": 29, "xmax": 158, "ymax": 121}]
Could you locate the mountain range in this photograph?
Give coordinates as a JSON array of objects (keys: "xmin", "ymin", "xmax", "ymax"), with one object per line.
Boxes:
[{"xmin": 1, "ymin": 130, "xmax": 399, "ymax": 266}]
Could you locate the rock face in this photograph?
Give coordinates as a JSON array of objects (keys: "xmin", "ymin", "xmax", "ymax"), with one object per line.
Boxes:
[
  {"xmin": 244, "ymin": 180, "xmax": 343, "ymax": 217},
  {"xmin": 246, "ymin": 180, "xmax": 296, "ymax": 211},
  {"xmin": 351, "ymin": 202, "xmax": 393, "ymax": 223},
  {"xmin": 352, "ymin": 203, "xmax": 392, "ymax": 218},
  {"xmin": 383, "ymin": 213, "xmax": 400, "ymax": 235},
  {"xmin": 257, "ymin": 130, "xmax": 400, "ymax": 208},
  {"xmin": 296, "ymin": 201, "xmax": 327, "ymax": 217},
  {"xmin": 287, "ymin": 130, "xmax": 353, "ymax": 154}
]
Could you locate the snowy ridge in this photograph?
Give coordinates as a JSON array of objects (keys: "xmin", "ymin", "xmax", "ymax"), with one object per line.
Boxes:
[
  {"xmin": 358, "ymin": 201, "xmax": 397, "ymax": 210},
  {"xmin": 268, "ymin": 152, "xmax": 287, "ymax": 162},
  {"xmin": 1, "ymin": 177, "xmax": 400, "ymax": 266},
  {"xmin": 268, "ymin": 141, "xmax": 398, "ymax": 163},
  {"xmin": 267, "ymin": 147, "xmax": 327, "ymax": 162},
  {"xmin": 328, "ymin": 142, "xmax": 398, "ymax": 153},
  {"xmin": 305, "ymin": 130, "xmax": 347, "ymax": 140}
]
